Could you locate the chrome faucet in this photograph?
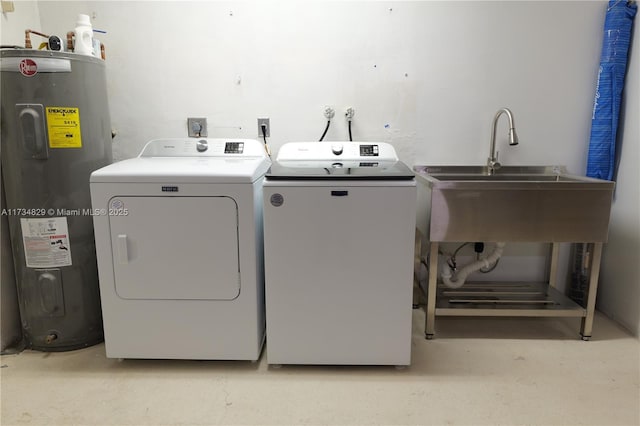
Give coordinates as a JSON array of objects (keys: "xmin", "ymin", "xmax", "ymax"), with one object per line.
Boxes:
[{"xmin": 488, "ymin": 108, "xmax": 519, "ymax": 174}]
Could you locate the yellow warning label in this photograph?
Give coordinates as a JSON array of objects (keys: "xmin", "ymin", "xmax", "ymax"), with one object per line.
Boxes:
[{"xmin": 46, "ymin": 107, "xmax": 82, "ymax": 148}]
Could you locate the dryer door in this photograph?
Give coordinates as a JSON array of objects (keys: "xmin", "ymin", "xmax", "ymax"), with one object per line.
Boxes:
[{"xmin": 108, "ymin": 196, "xmax": 240, "ymax": 300}]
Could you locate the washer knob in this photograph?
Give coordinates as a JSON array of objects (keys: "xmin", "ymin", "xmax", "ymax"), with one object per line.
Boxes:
[
  {"xmin": 196, "ymin": 139, "xmax": 208, "ymax": 152},
  {"xmin": 332, "ymin": 144, "xmax": 343, "ymax": 155}
]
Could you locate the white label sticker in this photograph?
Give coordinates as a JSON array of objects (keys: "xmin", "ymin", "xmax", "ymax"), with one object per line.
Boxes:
[{"xmin": 20, "ymin": 217, "xmax": 72, "ymax": 268}]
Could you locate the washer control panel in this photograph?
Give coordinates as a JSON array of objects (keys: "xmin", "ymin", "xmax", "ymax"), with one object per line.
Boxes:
[
  {"xmin": 359, "ymin": 144, "xmax": 379, "ymax": 156},
  {"xmin": 276, "ymin": 142, "xmax": 398, "ymax": 161}
]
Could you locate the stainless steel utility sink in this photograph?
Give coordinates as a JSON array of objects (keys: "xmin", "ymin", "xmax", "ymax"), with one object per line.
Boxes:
[{"xmin": 414, "ymin": 165, "xmax": 614, "ymax": 242}]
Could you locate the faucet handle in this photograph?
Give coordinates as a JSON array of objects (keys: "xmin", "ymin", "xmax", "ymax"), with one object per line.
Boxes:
[
  {"xmin": 487, "ymin": 154, "xmax": 501, "ymax": 174},
  {"xmin": 492, "ymin": 150, "xmax": 500, "ymax": 166},
  {"xmin": 491, "ymin": 152, "xmax": 501, "ymax": 171}
]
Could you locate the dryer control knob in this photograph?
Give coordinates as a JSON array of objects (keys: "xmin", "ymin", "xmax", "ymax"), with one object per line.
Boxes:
[
  {"xmin": 196, "ymin": 139, "xmax": 208, "ymax": 152},
  {"xmin": 332, "ymin": 144, "xmax": 343, "ymax": 155}
]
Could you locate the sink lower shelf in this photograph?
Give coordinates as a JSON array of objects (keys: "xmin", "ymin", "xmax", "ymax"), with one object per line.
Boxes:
[
  {"xmin": 435, "ymin": 282, "xmax": 587, "ymax": 318},
  {"xmin": 423, "ymin": 241, "xmax": 602, "ymax": 339}
]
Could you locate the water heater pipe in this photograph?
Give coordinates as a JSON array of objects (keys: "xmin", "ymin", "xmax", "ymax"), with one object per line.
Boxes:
[
  {"xmin": 441, "ymin": 242, "xmax": 506, "ymax": 289},
  {"xmin": 66, "ymin": 31, "xmax": 74, "ymax": 51},
  {"xmin": 24, "ymin": 29, "xmax": 49, "ymax": 49},
  {"xmin": 66, "ymin": 31, "xmax": 106, "ymax": 59}
]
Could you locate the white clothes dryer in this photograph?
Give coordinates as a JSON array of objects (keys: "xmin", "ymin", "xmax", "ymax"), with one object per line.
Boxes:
[{"xmin": 90, "ymin": 138, "xmax": 270, "ymax": 360}]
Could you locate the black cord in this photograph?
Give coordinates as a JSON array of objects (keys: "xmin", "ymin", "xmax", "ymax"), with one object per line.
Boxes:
[
  {"xmin": 259, "ymin": 124, "xmax": 272, "ymax": 157},
  {"xmin": 319, "ymin": 120, "xmax": 331, "ymax": 141},
  {"xmin": 348, "ymin": 120, "xmax": 353, "ymax": 142},
  {"xmin": 448, "ymin": 242, "xmax": 471, "ymax": 270},
  {"xmin": 261, "ymin": 124, "xmax": 268, "ymax": 145},
  {"xmin": 452, "ymin": 242, "xmax": 471, "ymax": 259},
  {"xmin": 480, "ymin": 257, "xmax": 500, "ymax": 273}
]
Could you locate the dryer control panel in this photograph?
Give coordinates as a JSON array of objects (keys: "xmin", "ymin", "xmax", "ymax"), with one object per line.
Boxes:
[
  {"xmin": 224, "ymin": 142, "xmax": 244, "ymax": 154},
  {"xmin": 139, "ymin": 138, "xmax": 267, "ymax": 158}
]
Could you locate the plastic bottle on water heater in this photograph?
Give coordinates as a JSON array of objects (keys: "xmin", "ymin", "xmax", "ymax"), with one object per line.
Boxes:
[{"xmin": 73, "ymin": 14, "xmax": 94, "ymax": 56}]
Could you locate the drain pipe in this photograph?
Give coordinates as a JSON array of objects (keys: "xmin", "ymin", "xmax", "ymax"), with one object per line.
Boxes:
[{"xmin": 442, "ymin": 242, "xmax": 506, "ymax": 289}]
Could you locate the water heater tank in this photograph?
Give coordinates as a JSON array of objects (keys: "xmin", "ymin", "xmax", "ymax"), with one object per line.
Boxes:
[{"xmin": 0, "ymin": 49, "xmax": 112, "ymax": 351}]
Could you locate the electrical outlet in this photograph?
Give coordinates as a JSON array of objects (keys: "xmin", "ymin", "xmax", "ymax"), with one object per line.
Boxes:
[
  {"xmin": 187, "ymin": 117, "xmax": 207, "ymax": 137},
  {"xmin": 258, "ymin": 118, "xmax": 270, "ymax": 138}
]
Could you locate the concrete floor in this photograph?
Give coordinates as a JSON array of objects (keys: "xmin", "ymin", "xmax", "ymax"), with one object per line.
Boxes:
[{"xmin": 1, "ymin": 310, "xmax": 639, "ymax": 426}]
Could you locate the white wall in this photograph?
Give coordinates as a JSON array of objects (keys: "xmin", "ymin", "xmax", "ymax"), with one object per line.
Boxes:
[
  {"xmin": 598, "ymin": 21, "xmax": 640, "ymax": 337},
  {"xmin": 35, "ymin": 1, "xmax": 605, "ymax": 167},
  {"xmin": 0, "ymin": 1, "xmax": 41, "ymax": 46}
]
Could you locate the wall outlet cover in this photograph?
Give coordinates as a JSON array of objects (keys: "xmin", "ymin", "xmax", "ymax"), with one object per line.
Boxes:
[
  {"xmin": 1, "ymin": 1, "xmax": 15, "ymax": 13},
  {"xmin": 187, "ymin": 117, "xmax": 208, "ymax": 138},
  {"xmin": 258, "ymin": 118, "xmax": 270, "ymax": 138}
]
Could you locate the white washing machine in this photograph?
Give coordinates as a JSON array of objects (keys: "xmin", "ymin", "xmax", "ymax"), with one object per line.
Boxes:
[
  {"xmin": 90, "ymin": 138, "xmax": 270, "ymax": 360},
  {"xmin": 263, "ymin": 142, "xmax": 416, "ymax": 365}
]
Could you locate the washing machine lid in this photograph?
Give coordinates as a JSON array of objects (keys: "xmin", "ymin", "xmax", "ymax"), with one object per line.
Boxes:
[
  {"xmin": 266, "ymin": 160, "xmax": 415, "ymax": 180},
  {"xmin": 91, "ymin": 138, "xmax": 271, "ymax": 183},
  {"xmin": 267, "ymin": 141, "xmax": 414, "ymax": 180}
]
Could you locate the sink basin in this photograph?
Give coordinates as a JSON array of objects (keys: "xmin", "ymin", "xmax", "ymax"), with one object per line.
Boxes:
[
  {"xmin": 414, "ymin": 165, "xmax": 614, "ymax": 242},
  {"xmin": 430, "ymin": 174, "xmax": 580, "ymax": 182}
]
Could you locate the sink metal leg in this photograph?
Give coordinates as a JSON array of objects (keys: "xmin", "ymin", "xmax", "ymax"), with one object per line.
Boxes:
[
  {"xmin": 581, "ymin": 242, "xmax": 603, "ymax": 340},
  {"xmin": 548, "ymin": 243, "xmax": 560, "ymax": 288},
  {"xmin": 425, "ymin": 242, "xmax": 439, "ymax": 339}
]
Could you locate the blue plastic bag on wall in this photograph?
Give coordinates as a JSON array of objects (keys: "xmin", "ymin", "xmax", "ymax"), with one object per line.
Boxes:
[{"xmin": 587, "ymin": 0, "xmax": 637, "ymax": 181}]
